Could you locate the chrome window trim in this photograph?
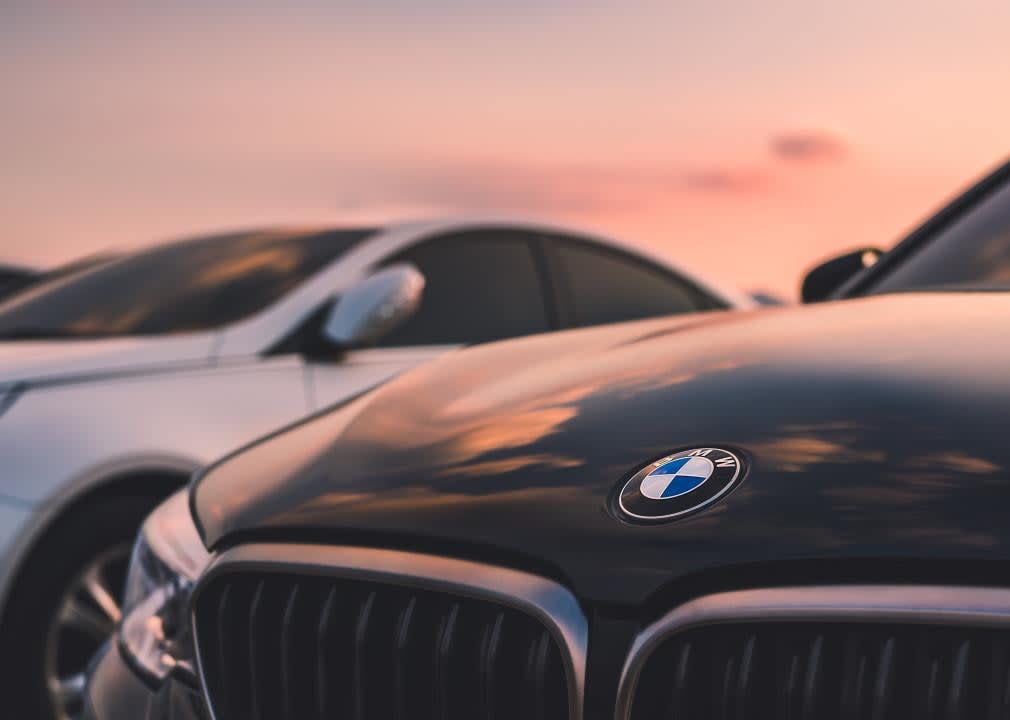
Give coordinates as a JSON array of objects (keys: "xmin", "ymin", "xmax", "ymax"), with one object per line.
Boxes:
[
  {"xmin": 616, "ymin": 584, "xmax": 1010, "ymax": 720},
  {"xmin": 191, "ymin": 543, "xmax": 588, "ymax": 720}
]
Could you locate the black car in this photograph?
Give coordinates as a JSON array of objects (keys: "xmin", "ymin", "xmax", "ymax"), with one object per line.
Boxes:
[
  {"xmin": 83, "ymin": 161, "xmax": 1010, "ymax": 720},
  {"xmin": 803, "ymin": 157, "xmax": 1010, "ymax": 301}
]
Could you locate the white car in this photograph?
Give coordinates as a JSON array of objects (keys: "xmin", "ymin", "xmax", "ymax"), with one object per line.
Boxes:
[{"xmin": 0, "ymin": 218, "xmax": 752, "ymax": 720}]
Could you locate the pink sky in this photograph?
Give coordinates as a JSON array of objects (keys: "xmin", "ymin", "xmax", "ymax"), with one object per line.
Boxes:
[{"xmin": 3, "ymin": 1, "xmax": 1010, "ymax": 298}]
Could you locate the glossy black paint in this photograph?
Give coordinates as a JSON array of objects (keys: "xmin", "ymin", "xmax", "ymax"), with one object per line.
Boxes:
[{"xmin": 194, "ymin": 292, "xmax": 1010, "ymax": 608}]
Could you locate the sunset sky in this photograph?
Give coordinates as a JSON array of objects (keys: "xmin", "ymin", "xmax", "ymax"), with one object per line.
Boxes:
[{"xmin": 3, "ymin": 1, "xmax": 1010, "ymax": 298}]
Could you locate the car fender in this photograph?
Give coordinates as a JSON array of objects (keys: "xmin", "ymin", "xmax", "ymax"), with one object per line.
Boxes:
[{"xmin": 0, "ymin": 358, "xmax": 309, "ymax": 623}]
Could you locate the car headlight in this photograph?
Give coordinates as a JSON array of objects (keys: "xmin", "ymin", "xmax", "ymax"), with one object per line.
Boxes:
[{"xmin": 120, "ymin": 489, "xmax": 211, "ymax": 683}]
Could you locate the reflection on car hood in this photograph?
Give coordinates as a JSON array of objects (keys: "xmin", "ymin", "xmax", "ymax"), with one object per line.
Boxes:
[
  {"xmin": 194, "ymin": 294, "xmax": 1010, "ymax": 606},
  {"xmin": 0, "ymin": 334, "xmax": 215, "ymax": 388}
]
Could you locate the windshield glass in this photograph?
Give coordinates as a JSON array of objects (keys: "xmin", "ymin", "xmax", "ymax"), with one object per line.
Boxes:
[
  {"xmin": 0, "ymin": 228, "xmax": 376, "ymax": 340},
  {"xmin": 867, "ymin": 179, "xmax": 1010, "ymax": 295},
  {"xmin": 0, "ymin": 267, "xmax": 38, "ymax": 301}
]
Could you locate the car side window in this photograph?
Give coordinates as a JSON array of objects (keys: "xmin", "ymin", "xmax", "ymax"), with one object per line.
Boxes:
[
  {"xmin": 868, "ymin": 178, "xmax": 1010, "ymax": 294},
  {"xmin": 552, "ymin": 238, "xmax": 712, "ymax": 328},
  {"xmin": 375, "ymin": 231, "xmax": 551, "ymax": 346}
]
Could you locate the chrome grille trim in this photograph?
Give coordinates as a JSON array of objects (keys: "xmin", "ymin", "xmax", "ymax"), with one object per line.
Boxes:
[
  {"xmin": 616, "ymin": 584, "xmax": 1010, "ymax": 720},
  {"xmin": 191, "ymin": 543, "xmax": 588, "ymax": 720}
]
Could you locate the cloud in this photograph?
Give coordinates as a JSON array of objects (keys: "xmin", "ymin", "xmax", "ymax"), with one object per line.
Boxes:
[
  {"xmin": 679, "ymin": 168, "xmax": 768, "ymax": 193},
  {"xmin": 770, "ymin": 131, "xmax": 846, "ymax": 163},
  {"xmin": 330, "ymin": 160, "xmax": 772, "ymax": 217}
]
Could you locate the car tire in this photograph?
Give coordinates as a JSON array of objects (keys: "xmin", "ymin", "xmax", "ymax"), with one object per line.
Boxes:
[{"xmin": 0, "ymin": 492, "xmax": 174, "ymax": 720}]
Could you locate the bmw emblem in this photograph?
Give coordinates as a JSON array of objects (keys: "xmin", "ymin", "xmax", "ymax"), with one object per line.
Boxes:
[{"xmin": 615, "ymin": 447, "xmax": 746, "ymax": 523}]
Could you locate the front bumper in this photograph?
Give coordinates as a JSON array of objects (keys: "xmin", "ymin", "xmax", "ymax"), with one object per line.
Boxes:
[{"xmin": 83, "ymin": 640, "xmax": 208, "ymax": 720}]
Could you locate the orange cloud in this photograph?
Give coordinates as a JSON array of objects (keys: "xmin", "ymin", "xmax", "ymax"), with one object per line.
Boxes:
[
  {"xmin": 679, "ymin": 168, "xmax": 769, "ymax": 193},
  {"xmin": 352, "ymin": 161, "xmax": 772, "ymax": 218},
  {"xmin": 770, "ymin": 132, "xmax": 846, "ymax": 163}
]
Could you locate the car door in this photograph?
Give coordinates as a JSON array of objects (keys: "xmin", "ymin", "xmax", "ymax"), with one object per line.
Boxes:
[
  {"xmin": 308, "ymin": 229, "xmax": 557, "ymax": 409},
  {"xmin": 544, "ymin": 234, "xmax": 724, "ymax": 329}
]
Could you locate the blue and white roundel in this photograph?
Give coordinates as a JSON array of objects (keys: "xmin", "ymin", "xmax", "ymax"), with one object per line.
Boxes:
[
  {"xmin": 615, "ymin": 447, "xmax": 745, "ymax": 523},
  {"xmin": 639, "ymin": 456, "xmax": 714, "ymax": 500}
]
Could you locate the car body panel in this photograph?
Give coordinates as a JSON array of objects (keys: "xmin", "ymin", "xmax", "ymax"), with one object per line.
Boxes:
[
  {"xmin": 0, "ymin": 498, "xmax": 32, "ymax": 600},
  {"xmin": 193, "ymin": 292, "xmax": 1010, "ymax": 607},
  {"xmin": 0, "ymin": 343, "xmax": 443, "ymax": 621},
  {"xmin": 0, "ymin": 359, "xmax": 316, "ymax": 623},
  {"xmin": 0, "ymin": 334, "xmax": 216, "ymax": 388},
  {"xmin": 1, "ymin": 358, "xmax": 309, "ymax": 506},
  {"xmin": 307, "ymin": 346, "xmax": 456, "ymax": 410}
]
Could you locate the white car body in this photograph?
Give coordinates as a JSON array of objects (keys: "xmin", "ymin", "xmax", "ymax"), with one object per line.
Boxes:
[{"xmin": 0, "ymin": 217, "xmax": 753, "ymax": 623}]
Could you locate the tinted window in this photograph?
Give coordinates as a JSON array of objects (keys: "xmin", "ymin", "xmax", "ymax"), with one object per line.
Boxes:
[
  {"xmin": 869, "ymin": 180, "xmax": 1010, "ymax": 294},
  {"xmin": 0, "ymin": 228, "xmax": 374, "ymax": 339},
  {"xmin": 0, "ymin": 267, "xmax": 37, "ymax": 302},
  {"xmin": 554, "ymin": 240, "xmax": 708, "ymax": 328},
  {"xmin": 376, "ymin": 231, "xmax": 549, "ymax": 346}
]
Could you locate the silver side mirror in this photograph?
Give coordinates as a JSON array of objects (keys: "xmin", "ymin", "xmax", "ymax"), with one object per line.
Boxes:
[{"xmin": 322, "ymin": 264, "xmax": 425, "ymax": 347}]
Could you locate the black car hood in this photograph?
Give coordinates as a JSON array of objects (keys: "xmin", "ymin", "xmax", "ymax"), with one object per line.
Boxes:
[{"xmin": 194, "ymin": 293, "xmax": 1010, "ymax": 606}]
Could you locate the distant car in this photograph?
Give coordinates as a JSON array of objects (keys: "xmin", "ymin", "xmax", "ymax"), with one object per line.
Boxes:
[
  {"xmin": 802, "ymin": 157, "xmax": 1010, "ymax": 301},
  {"xmin": 0, "ymin": 264, "xmax": 39, "ymax": 301},
  {"xmin": 0, "ymin": 218, "xmax": 751, "ymax": 720},
  {"xmin": 748, "ymin": 290, "xmax": 788, "ymax": 306}
]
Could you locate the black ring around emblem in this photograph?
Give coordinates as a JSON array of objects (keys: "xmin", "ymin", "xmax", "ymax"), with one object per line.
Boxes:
[{"xmin": 614, "ymin": 447, "xmax": 747, "ymax": 524}]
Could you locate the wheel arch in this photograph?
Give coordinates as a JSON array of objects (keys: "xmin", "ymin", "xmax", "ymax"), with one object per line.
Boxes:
[{"xmin": 0, "ymin": 455, "xmax": 200, "ymax": 629}]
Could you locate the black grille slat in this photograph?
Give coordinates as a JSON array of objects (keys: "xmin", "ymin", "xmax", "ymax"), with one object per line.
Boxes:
[
  {"xmin": 870, "ymin": 635, "xmax": 895, "ymax": 720},
  {"xmin": 717, "ymin": 643, "xmax": 735, "ymax": 720},
  {"xmin": 914, "ymin": 633, "xmax": 942, "ymax": 720},
  {"xmin": 479, "ymin": 611, "xmax": 505, "ymax": 720},
  {"xmin": 631, "ymin": 622, "xmax": 1010, "ymax": 720},
  {"xmin": 315, "ymin": 586, "xmax": 337, "ymax": 720},
  {"xmin": 526, "ymin": 629, "xmax": 551, "ymax": 720},
  {"xmin": 433, "ymin": 602, "xmax": 459, "ymax": 720},
  {"xmin": 737, "ymin": 635, "xmax": 756, "ymax": 720},
  {"xmin": 992, "ymin": 637, "xmax": 1010, "ymax": 719},
  {"xmin": 1003, "ymin": 641, "xmax": 1010, "ymax": 717},
  {"xmin": 279, "ymin": 584, "xmax": 300, "ymax": 720},
  {"xmin": 946, "ymin": 639, "xmax": 970, "ymax": 720},
  {"xmin": 213, "ymin": 582, "xmax": 233, "ymax": 720},
  {"xmin": 247, "ymin": 581, "xmax": 265, "ymax": 720},
  {"xmin": 393, "ymin": 596, "xmax": 417, "ymax": 720},
  {"xmin": 670, "ymin": 640, "xmax": 693, "ymax": 717},
  {"xmin": 195, "ymin": 570, "xmax": 570, "ymax": 720},
  {"xmin": 842, "ymin": 633, "xmax": 869, "ymax": 720},
  {"xmin": 352, "ymin": 591, "xmax": 377, "ymax": 720},
  {"xmin": 801, "ymin": 635, "xmax": 823, "ymax": 720}
]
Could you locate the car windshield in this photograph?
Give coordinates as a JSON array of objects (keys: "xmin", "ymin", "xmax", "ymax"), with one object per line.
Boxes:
[
  {"xmin": 0, "ymin": 228, "xmax": 376, "ymax": 340},
  {"xmin": 867, "ymin": 178, "xmax": 1010, "ymax": 295}
]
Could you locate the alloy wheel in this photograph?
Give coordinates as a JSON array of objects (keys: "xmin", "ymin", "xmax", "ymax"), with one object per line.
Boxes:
[{"xmin": 43, "ymin": 544, "xmax": 131, "ymax": 720}]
